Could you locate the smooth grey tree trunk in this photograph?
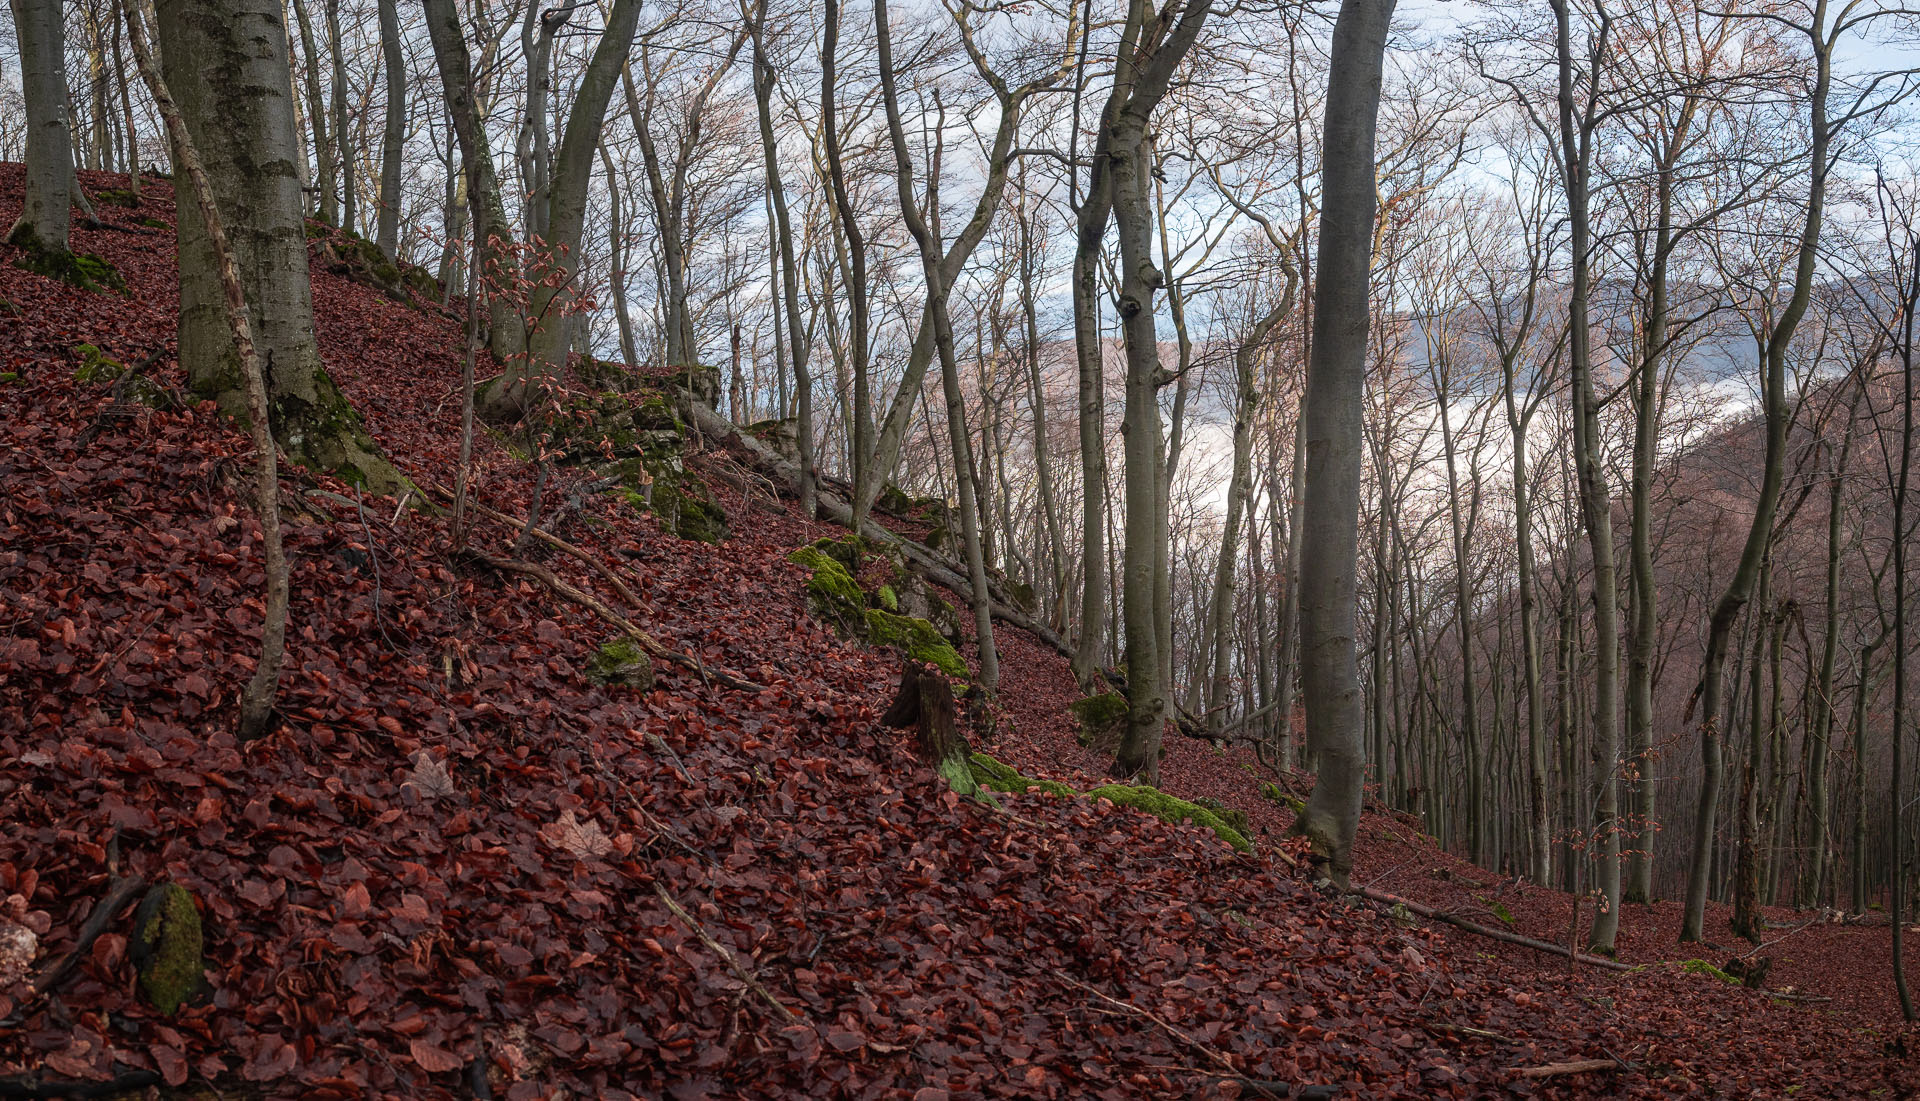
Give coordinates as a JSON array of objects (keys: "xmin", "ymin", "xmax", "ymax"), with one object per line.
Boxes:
[
  {"xmin": 1293, "ymin": 0, "xmax": 1394, "ymax": 889},
  {"xmin": 476, "ymin": 0, "xmax": 640, "ymax": 418},
  {"xmin": 8, "ymin": 0, "xmax": 74, "ymax": 252},
  {"xmin": 156, "ymin": 0, "xmax": 399, "ymax": 492},
  {"xmin": 375, "ymin": 0, "xmax": 405, "ymax": 260},
  {"xmin": 873, "ymin": 0, "xmax": 999, "ymax": 690}
]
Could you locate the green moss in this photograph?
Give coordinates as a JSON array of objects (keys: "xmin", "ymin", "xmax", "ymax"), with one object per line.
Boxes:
[
  {"xmin": 864, "ymin": 608, "xmax": 968, "ymax": 678},
  {"xmin": 1070, "ymin": 692, "xmax": 1128, "ymax": 746},
  {"xmin": 94, "ymin": 187, "xmax": 140, "ymax": 208},
  {"xmin": 0, "ymin": 372, "xmax": 18, "ymax": 384},
  {"xmin": 663, "ymin": 363, "xmax": 721, "ymax": 406},
  {"xmin": 585, "ymin": 635, "xmax": 655, "ymax": 689},
  {"xmin": 877, "ymin": 585, "xmax": 899, "ymax": 612},
  {"xmin": 1192, "ymin": 796, "xmax": 1251, "ymax": 838},
  {"xmin": 1681, "ymin": 959, "xmax": 1740, "ymax": 985},
  {"xmin": 969, "ymin": 752, "xmax": 1075, "ymax": 797},
  {"xmin": 1083, "ymin": 783, "xmax": 1253, "ymax": 852},
  {"xmin": 138, "ymin": 216, "xmax": 169, "ymax": 230},
  {"xmin": 71, "ymin": 343, "xmax": 124, "ymax": 383},
  {"xmin": 1258, "ymin": 781, "xmax": 1307, "ymax": 815},
  {"xmin": 10, "ymin": 230, "xmax": 126, "ymax": 293},
  {"xmin": 789, "ymin": 545, "xmax": 866, "ymax": 624},
  {"xmin": 133, "ymin": 883, "xmax": 205, "ymax": 1016}
]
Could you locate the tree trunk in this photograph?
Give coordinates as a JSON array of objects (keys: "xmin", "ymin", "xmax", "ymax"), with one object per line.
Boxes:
[
  {"xmin": 1294, "ymin": 0, "xmax": 1394, "ymax": 889},
  {"xmin": 483, "ymin": 0, "xmax": 642, "ymax": 418},
  {"xmin": 422, "ymin": 0, "xmax": 524, "ymax": 366},
  {"xmin": 599, "ymin": 143, "xmax": 638, "ymax": 369},
  {"xmin": 873, "ymin": 0, "xmax": 998, "ymax": 691},
  {"xmin": 375, "ymin": 0, "xmax": 405, "ymax": 260},
  {"xmin": 749, "ymin": 5, "xmax": 815, "ymax": 516},
  {"xmin": 289, "ymin": 0, "xmax": 332, "ymax": 224},
  {"xmin": 324, "ymin": 0, "xmax": 352, "ymax": 235},
  {"xmin": 8, "ymin": 0, "xmax": 74, "ymax": 253},
  {"xmin": 125, "ymin": 0, "xmax": 287, "ymax": 740},
  {"xmin": 156, "ymin": 0, "xmax": 399, "ymax": 492},
  {"xmin": 821, "ymin": 0, "xmax": 875, "ymax": 530},
  {"xmin": 1682, "ymin": 6, "xmax": 1830, "ymax": 945}
]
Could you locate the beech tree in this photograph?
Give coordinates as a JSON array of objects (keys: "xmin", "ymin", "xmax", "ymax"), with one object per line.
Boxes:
[
  {"xmin": 8, "ymin": 0, "xmax": 72, "ymax": 257},
  {"xmin": 154, "ymin": 0, "xmax": 399, "ymax": 490},
  {"xmin": 1293, "ymin": 0, "xmax": 1395, "ymax": 888}
]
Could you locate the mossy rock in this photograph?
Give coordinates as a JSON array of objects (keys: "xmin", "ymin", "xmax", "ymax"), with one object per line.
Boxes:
[
  {"xmin": 1082, "ymin": 783, "xmax": 1252, "ymax": 852},
  {"xmin": 663, "ymin": 363, "xmax": 721, "ymax": 407},
  {"xmin": 876, "ymin": 585, "xmax": 899, "ymax": 612},
  {"xmin": 1070, "ymin": 692, "xmax": 1128, "ymax": 747},
  {"xmin": 137, "ymin": 216, "xmax": 169, "ymax": 230},
  {"xmin": 10, "ymin": 230, "xmax": 125, "ymax": 293},
  {"xmin": 744, "ymin": 417, "xmax": 801, "ymax": 463},
  {"xmin": 94, "ymin": 187, "xmax": 141, "ymax": 208},
  {"xmin": 132, "ymin": 883, "xmax": 206, "ymax": 1016},
  {"xmin": 1192, "ymin": 796, "xmax": 1251, "ymax": 838},
  {"xmin": 1681, "ymin": 959, "xmax": 1740, "ymax": 985},
  {"xmin": 968, "ymin": 752, "xmax": 1074, "ymax": 797},
  {"xmin": 788, "ymin": 545, "xmax": 866, "ymax": 626},
  {"xmin": 71, "ymin": 343, "xmax": 124, "ymax": 384},
  {"xmin": 875, "ymin": 483, "xmax": 915, "ymax": 515},
  {"xmin": 1258, "ymin": 781, "xmax": 1306, "ymax": 815},
  {"xmin": 864, "ymin": 608, "xmax": 968, "ymax": 679},
  {"xmin": 585, "ymin": 635, "xmax": 655, "ymax": 690},
  {"xmin": 790, "ymin": 544, "xmax": 968, "ymax": 676}
]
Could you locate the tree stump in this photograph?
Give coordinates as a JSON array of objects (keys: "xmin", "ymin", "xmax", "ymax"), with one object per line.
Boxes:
[{"xmin": 882, "ymin": 659, "xmax": 976, "ymax": 796}]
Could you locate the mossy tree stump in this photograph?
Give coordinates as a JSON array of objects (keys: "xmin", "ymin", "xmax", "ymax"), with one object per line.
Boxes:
[{"xmin": 882, "ymin": 659, "xmax": 977, "ymax": 797}]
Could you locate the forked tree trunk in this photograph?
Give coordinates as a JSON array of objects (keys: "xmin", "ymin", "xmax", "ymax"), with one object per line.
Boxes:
[
  {"xmin": 422, "ymin": 0, "xmax": 525, "ymax": 367},
  {"xmin": 289, "ymin": 0, "xmax": 332, "ymax": 224},
  {"xmin": 1293, "ymin": 0, "xmax": 1394, "ymax": 889}
]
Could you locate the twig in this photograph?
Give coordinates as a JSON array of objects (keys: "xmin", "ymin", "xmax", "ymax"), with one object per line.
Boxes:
[
  {"xmin": 426, "ymin": 480, "xmax": 645, "ymax": 609},
  {"xmin": 460, "ymin": 549, "xmax": 765, "ymax": 691},
  {"xmin": 1510, "ymin": 1059, "xmax": 1618, "ymax": 1079},
  {"xmin": 1053, "ymin": 971, "xmax": 1294, "ymax": 1101},
  {"xmin": 0, "ymin": 1068, "xmax": 162, "ymax": 1098},
  {"xmin": 28, "ymin": 875, "xmax": 147, "ymax": 999},
  {"xmin": 1423, "ymin": 1021, "xmax": 1518, "ymax": 1045},
  {"xmin": 654, "ymin": 882, "xmax": 799, "ymax": 1023}
]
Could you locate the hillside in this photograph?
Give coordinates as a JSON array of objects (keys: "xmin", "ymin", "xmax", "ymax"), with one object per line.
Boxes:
[{"xmin": 1, "ymin": 167, "xmax": 1916, "ymax": 1100}]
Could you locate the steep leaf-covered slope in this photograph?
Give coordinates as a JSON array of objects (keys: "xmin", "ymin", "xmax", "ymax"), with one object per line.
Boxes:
[{"xmin": 1, "ymin": 167, "xmax": 1914, "ymax": 1099}]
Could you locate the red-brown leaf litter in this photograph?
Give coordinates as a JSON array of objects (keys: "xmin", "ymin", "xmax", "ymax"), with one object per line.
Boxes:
[{"xmin": 2, "ymin": 167, "xmax": 1916, "ymax": 1099}]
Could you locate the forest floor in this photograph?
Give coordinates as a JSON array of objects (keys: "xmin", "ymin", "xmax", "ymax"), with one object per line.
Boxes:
[{"xmin": 1, "ymin": 166, "xmax": 1916, "ymax": 1100}]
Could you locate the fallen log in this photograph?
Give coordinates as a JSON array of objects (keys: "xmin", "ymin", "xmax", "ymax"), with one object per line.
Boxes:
[
  {"xmin": 1510, "ymin": 1060, "xmax": 1618, "ymax": 1079},
  {"xmin": 677, "ymin": 395, "xmax": 1075, "ymax": 660},
  {"xmin": 1353, "ymin": 886, "xmax": 1635, "ymax": 972}
]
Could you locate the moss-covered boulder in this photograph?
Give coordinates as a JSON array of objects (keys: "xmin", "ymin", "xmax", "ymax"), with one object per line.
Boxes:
[
  {"xmin": 1070, "ymin": 692, "xmax": 1129, "ymax": 748},
  {"xmin": 585, "ymin": 636, "xmax": 655, "ymax": 690},
  {"xmin": 132, "ymin": 883, "xmax": 206, "ymax": 1016},
  {"xmin": 789, "ymin": 540, "xmax": 970, "ymax": 678},
  {"xmin": 1082, "ymin": 783, "xmax": 1253, "ymax": 852},
  {"xmin": 663, "ymin": 363, "xmax": 721, "ymax": 407},
  {"xmin": 865, "ymin": 608, "xmax": 968, "ymax": 679},
  {"xmin": 744, "ymin": 417, "xmax": 801, "ymax": 464},
  {"xmin": 557, "ymin": 388, "xmax": 727, "ymax": 544},
  {"xmin": 314, "ymin": 229, "xmax": 440, "ymax": 308},
  {"xmin": 969, "ymin": 752, "xmax": 1075, "ymax": 797},
  {"xmin": 1192, "ymin": 796, "xmax": 1252, "ymax": 838}
]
